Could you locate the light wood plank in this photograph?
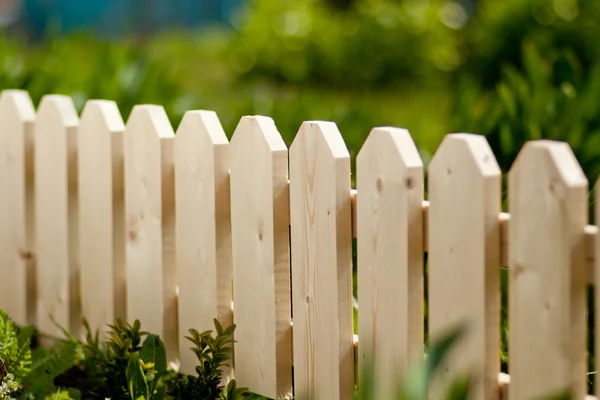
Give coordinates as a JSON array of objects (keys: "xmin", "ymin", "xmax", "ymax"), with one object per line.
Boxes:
[
  {"xmin": 124, "ymin": 105, "xmax": 178, "ymax": 360},
  {"xmin": 427, "ymin": 133, "xmax": 501, "ymax": 400},
  {"xmin": 289, "ymin": 121, "xmax": 354, "ymax": 400},
  {"xmin": 356, "ymin": 127, "xmax": 424, "ymax": 398},
  {"xmin": 0, "ymin": 90, "xmax": 36, "ymax": 326},
  {"xmin": 229, "ymin": 116, "xmax": 293, "ymax": 398},
  {"xmin": 78, "ymin": 100, "xmax": 125, "ymax": 338},
  {"xmin": 374, "ymin": 201, "xmax": 597, "ymax": 284},
  {"xmin": 174, "ymin": 110, "xmax": 233, "ymax": 375},
  {"xmin": 508, "ymin": 140, "xmax": 588, "ymax": 400},
  {"xmin": 34, "ymin": 95, "xmax": 81, "ymax": 337}
]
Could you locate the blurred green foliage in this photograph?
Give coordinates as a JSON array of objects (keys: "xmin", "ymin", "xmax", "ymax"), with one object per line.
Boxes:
[
  {"xmin": 2, "ymin": 0, "xmax": 599, "ymax": 182},
  {"xmin": 452, "ymin": 42, "xmax": 600, "ymax": 184}
]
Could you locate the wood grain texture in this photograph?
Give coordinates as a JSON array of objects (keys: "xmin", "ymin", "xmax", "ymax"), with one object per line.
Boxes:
[
  {"xmin": 0, "ymin": 90, "xmax": 36, "ymax": 326},
  {"xmin": 427, "ymin": 133, "xmax": 501, "ymax": 400},
  {"xmin": 508, "ymin": 140, "xmax": 588, "ymax": 400},
  {"xmin": 78, "ymin": 100, "xmax": 126, "ymax": 338},
  {"xmin": 229, "ymin": 116, "xmax": 292, "ymax": 398},
  {"xmin": 356, "ymin": 127, "xmax": 424, "ymax": 399},
  {"xmin": 34, "ymin": 95, "xmax": 81, "ymax": 337},
  {"xmin": 175, "ymin": 110, "xmax": 233, "ymax": 375},
  {"xmin": 289, "ymin": 121, "xmax": 354, "ymax": 400},
  {"xmin": 124, "ymin": 105, "xmax": 178, "ymax": 360}
]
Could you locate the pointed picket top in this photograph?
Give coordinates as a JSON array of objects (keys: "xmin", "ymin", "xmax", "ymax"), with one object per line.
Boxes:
[
  {"xmin": 174, "ymin": 110, "xmax": 233, "ymax": 376},
  {"xmin": 511, "ymin": 140, "xmax": 587, "ymax": 188},
  {"xmin": 35, "ymin": 94, "xmax": 80, "ymax": 338},
  {"xmin": 229, "ymin": 115, "xmax": 292, "ymax": 398},
  {"xmin": 289, "ymin": 121, "xmax": 354, "ymax": 400},
  {"xmin": 230, "ymin": 115, "xmax": 287, "ymax": 153},
  {"xmin": 428, "ymin": 133, "xmax": 501, "ymax": 178},
  {"xmin": 79, "ymin": 100, "xmax": 126, "ymax": 338},
  {"xmin": 0, "ymin": 90, "xmax": 36, "ymax": 121},
  {"xmin": 126, "ymin": 105, "xmax": 175, "ymax": 139},
  {"xmin": 124, "ymin": 104, "xmax": 177, "ymax": 360},
  {"xmin": 508, "ymin": 140, "xmax": 587, "ymax": 400},
  {"xmin": 37, "ymin": 95, "xmax": 79, "ymax": 129},
  {"xmin": 80, "ymin": 100, "xmax": 125, "ymax": 134},
  {"xmin": 176, "ymin": 110, "xmax": 228, "ymax": 144},
  {"xmin": 427, "ymin": 133, "xmax": 501, "ymax": 400},
  {"xmin": 290, "ymin": 120, "xmax": 350, "ymax": 161},
  {"xmin": 0, "ymin": 90, "xmax": 36, "ymax": 326},
  {"xmin": 356, "ymin": 127, "xmax": 424, "ymax": 399}
]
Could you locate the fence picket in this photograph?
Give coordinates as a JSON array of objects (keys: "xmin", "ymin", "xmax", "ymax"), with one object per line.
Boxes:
[
  {"xmin": 174, "ymin": 110, "xmax": 233, "ymax": 376},
  {"xmin": 34, "ymin": 95, "xmax": 81, "ymax": 337},
  {"xmin": 356, "ymin": 127, "xmax": 424, "ymax": 398},
  {"xmin": 289, "ymin": 121, "xmax": 354, "ymax": 400},
  {"xmin": 508, "ymin": 141, "xmax": 588, "ymax": 400},
  {"xmin": 124, "ymin": 105, "xmax": 178, "ymax": 360},
  {"xmin": 427, "ymin": 134, "xmax": 501, "ymax": 400},
  {"xmin": 0, "ymin": 90, "xmax": 36, "ymax": 326},
  {"xmin": 229, "ymin": 116, "xmax": 293, "ymax": 398},
  {"xmin": 78, "ymin": 100, "xmax": 126, "ymax": 337},
  {"xmin": 2, "ymin": 88, "xmax": 599, "ymax": 399}
]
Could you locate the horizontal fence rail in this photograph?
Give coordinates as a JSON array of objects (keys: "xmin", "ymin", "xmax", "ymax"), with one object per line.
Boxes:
[{"xmin": 1, "ymin": 89, "xmax": 599, "ymax": 400}]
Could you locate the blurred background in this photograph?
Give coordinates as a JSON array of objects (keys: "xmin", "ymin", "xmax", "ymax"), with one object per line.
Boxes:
[{"xmin": 1, "ymin": 0, "xmax": 599, "ymax": 196}]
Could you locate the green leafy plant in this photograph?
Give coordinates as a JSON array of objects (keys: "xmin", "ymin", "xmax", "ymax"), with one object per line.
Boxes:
[
  {"xmin": 0, "ymin": 370, "xmax": 23, "ymax": 399},
  {"xmin": 452, "ymin": 40, "xmax": 600, "ymax": 186},
  {"xmin": 0, "ymin": 310, "xmax": 32, "ymax": 388},
  {"xmin": 165, "ymin": 318, "xmax": 248, "ymax": 400},
  {"xmin": 0, "ymin": 309, "xmax": 80, "ymax": 399},
  {"xmin": 21, "ymin": 339, "xmax": 79, "ymax": 398},
  {"xmin": 65, "ymin": 318, "xmax": 171, "ymax": 400}
]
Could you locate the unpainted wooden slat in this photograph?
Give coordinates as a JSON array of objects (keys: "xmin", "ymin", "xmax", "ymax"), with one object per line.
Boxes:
[
  {"xmin": 174, "ymin": 110, "xmax": 233, "ymax": 376},
  {"xmin": 508, "ymin": 140, "xmax": 587, "ymax": 400},
  {"xmin": 289, "ymin": 121, "xmax": 354, "ymax": 400},
  {"xmin": 356, "ymin": 127, "xmax": 424, "ymax": 398},
  {"xmin": 0, "ymin": 90, "xmax": 36, "ymax": 326},
  {"xmin": 78, "ymin": 100, "xmax": 125, "ymax": 338},
  {"xmin": 34, "ymin": 95, "xmax": 81, "ymax": 337},
  {"xmin": 229, "ymin": 116, "xmax": 292, "ymax": 398},
  {"xmin": 124, "ymin": 105, "xmax": 178, "ymax": 360},
  {"xmin": 392, "ymin": 202, "xmax": 598, "ymax": 284},
  {"xmin": 427, "ymin": 133, "xmax": 501, "ymax": 400}
]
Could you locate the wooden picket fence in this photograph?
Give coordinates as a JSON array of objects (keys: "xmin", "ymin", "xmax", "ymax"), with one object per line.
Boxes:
[{"xmin": 0, "ymin": 88, "xmax": 598, "ymax": 400}]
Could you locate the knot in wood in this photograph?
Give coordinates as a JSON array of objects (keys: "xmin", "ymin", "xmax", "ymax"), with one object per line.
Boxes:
[{"xmin": 376, "ymin": 177, "xmax": 384, "ymax": 193}]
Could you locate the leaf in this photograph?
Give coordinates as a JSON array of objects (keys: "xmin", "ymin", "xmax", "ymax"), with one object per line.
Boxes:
[
  {"xmin": 17, "ymin": 324, "xmax": 35, "ymax": 348},
  {"xmin": 222, "ymin": 379, "xmax": 251, "ymax": 400},
  {"xmin": 22, "ymin": 340, "xmax": 78, "ymax": 396},
  {"xmin": 443, "ymin": 376, "xmax": 471, "ymax": 400},
  {"xmin": 426, "ymin": 324, "xmax": 465, "ymax": 377},
  {"xmin": 354, "ymin": 357, "xmax": 376, "ymax": 400},
  {"xmin": 126, "ymin": 353, "xmax": 150, "ymax": 400},
  {"xmin": 497, "ymin": 82, "xmax": 516, "ymax": 120},
  {"xmin": 522, "ymin": 41, "xmax": 549, "ymax": 90},
  {"xmin": 140, "ymin": 334, "xmax": 167, "ymax": 374},
  {"xmin": 0, "ymin": 357, "xmax": 6, "ymax": 382},
  {"xmin": 397, "ymin": 323, "xmax": 466, "ymax": 400}
]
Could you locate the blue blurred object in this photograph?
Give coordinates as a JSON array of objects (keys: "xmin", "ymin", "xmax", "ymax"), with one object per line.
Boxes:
[{"xmin": 20, "ymin": 0, "xmax": 244, "ymax": 37}]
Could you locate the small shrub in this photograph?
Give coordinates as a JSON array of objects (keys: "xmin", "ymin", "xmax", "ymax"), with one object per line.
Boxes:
[{"xmin": 165, "ymin": 318, "xmax": 248, "ymax": 400}]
